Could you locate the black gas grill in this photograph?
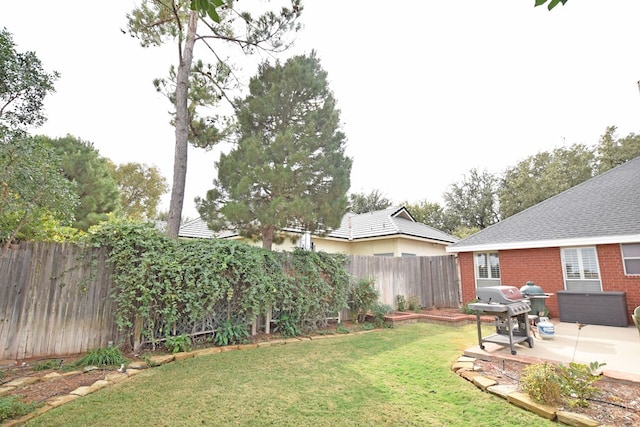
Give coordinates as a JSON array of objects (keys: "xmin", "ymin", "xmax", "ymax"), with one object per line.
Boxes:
[{"xmin": 468, "ymin": 286, "xmax": 534, "ymax": 355}]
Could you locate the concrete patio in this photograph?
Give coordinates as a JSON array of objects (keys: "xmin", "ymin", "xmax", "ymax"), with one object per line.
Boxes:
[{"xmin": 464, "ymin": 320, "xmax": 640, "ymax": 383}]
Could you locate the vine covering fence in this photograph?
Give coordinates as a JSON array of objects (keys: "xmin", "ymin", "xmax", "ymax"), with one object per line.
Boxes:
[{"xmin": 0, "ymin": 242, "xmax": 459, "ymax": 361}]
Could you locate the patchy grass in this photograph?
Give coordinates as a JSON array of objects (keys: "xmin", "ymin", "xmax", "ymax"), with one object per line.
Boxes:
[{"xmin": 26, "ymin": 324, "xmax": 554, "ymax": 426}]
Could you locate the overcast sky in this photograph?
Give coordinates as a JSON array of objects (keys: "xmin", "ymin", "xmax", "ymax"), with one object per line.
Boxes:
[{"xmin": 4, "ymin": 1, "xmax": 640, "ymax": 218}]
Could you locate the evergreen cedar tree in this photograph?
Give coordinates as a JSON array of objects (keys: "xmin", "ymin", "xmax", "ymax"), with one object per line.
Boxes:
[{"xmin": 196, "ymin": 53, "xmax": 352, "ymax": 250}]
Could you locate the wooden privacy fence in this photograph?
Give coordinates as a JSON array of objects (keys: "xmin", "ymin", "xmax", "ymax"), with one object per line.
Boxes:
[
  {"xmin": 0, "ymin": 243, "xmax": 460, "ymax": 361},
  {"xmin": 0, "ymin": 242, "xmax": 119, "ymax": 361},
  {"xmin": 347, "ymin": 255, "xmax": 460, "ymax": 309}
]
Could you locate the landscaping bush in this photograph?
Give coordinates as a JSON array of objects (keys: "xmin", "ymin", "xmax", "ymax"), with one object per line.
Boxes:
[
  {"xmin": 370, "ymin": 302, "xmax": 393, "ymax": 327},
  {"xmin": 396, "ymin": 294, "xmax": 407, "ymax": 312},
  {"xmin": 557, "ymin": 361, "xmax": 605, "ymax": 407},
  {"xmin": 0, "ymin": 396, "xmax": 37, "ymax": 423},
  {"xmin": 73, "ymin": 347, "xmax": 128, "ymax": 367},
  {"xmin": 165, "ymin": 334, "xmax": 192, "ymax": 354},
  {"xmin": 214, "ymin": 319, "xmax": 249, "ymax": 346},
  {"xmin": 520, "ymin": 362, "xmax": 563, "ymax": 405},
  {"xmin": 348, "ymin": 277, "xmax": 379, "ymax": 323},
  {"xmin": 520, "ymin": 360, "xmax": 605, "ymax": 407},
  {"xmin": 407, "ymin": 294, "xmax": 421, "ymax": 312}
]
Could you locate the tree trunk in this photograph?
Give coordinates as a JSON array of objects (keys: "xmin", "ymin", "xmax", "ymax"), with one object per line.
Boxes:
[
  {"xmin": 166, "ymin": 11, "xmax": 198, "ymax": 239},
  {"xmin": 262, "ymin": 225, "xmax": 274, "ymax": 250}
]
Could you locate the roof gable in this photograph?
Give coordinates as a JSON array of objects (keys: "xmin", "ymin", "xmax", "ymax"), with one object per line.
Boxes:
[
  {"xmin": 179, "ymin": 206, "xmax": 458, "ymax": 244},
  {"xmin": 448, "ymin": 156, "xmax": 640, "ymax": 252},
  {"xmin": 326, "ymin": 206, "xmax": 458, "ymax": 243}
]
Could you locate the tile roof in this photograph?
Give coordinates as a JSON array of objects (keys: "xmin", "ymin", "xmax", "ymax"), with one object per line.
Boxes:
[
  {"xmin": 448, "ymin": 156, "xmax": 640, "ymax": 252},
  {"xmin": 178, "ymin": 206, "xmax": 458, "ymax": 244}
]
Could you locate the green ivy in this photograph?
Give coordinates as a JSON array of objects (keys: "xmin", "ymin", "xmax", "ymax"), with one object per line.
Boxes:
[{"xmin": 81, "ymin": 218, "xmax": 351, "ymax": 348}]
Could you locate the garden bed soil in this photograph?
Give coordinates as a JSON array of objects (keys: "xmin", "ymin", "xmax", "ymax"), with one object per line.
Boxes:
[{"xmin": 475, "ymin": 358, "xmax": 640, "ymax": 426}]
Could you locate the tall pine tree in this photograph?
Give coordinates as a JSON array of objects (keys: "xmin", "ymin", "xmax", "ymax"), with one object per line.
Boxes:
[{"xmin": 197, "ymin": 52, "xmax": 352, "ymax": 249}]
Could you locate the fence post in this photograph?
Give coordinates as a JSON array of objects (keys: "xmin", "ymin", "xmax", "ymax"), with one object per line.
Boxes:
[
  {"xmin": 265, "ymin": 306, "xmax": 272, "ymax": 334},
  {"xmin": 133, "ymin": 314, "xmax": 143, "ymax": 353}
]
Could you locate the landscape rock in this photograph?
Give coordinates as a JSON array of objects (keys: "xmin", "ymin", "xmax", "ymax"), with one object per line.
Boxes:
[
  {"xmin": 4, "ymin": 376, "xmax": 40, "ymax": 387},
  {"xmin": 556, "ymin": 410, "xmax": 600, "ymax": 427},
  {"xmin": 486, "ymin": 384, "xmax": 518, "ymax": 399},
  {"xmin": 46, "ymin": 393, "xmax": 81, "ymax": 407},
  {"xmin": 506, "ymin": 392, "xmax": 556, "ymax": 420},
  {"xmin": 472, "ymin": 375, "xmax": 497, "ymax": 391},
  {"xmin": 451, "ymin": 361, "xmax": 474, "ymax": 372},
  {"xmin": 173, "ymin": 352, "xmax": 194, "ymax": 361},
  {"xmin": 148, "ymin": 354, "xmax": 175, "ymax": 365}
]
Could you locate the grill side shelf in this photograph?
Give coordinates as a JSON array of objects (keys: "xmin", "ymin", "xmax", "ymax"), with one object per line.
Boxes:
[{"xmin": 467, "ymin": 303, "xmax": 508, "ymax": 313}]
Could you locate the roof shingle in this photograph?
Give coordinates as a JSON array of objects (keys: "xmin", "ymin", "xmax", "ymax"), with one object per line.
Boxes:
[{"xmin": 448, "ymin": 156, "xmax": 640, "ymax": 252}]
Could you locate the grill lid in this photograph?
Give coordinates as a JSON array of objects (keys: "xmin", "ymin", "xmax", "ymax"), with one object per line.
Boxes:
[{"xmin": 476, "ymin": 286, "xmax": 523, "ymax": 304}]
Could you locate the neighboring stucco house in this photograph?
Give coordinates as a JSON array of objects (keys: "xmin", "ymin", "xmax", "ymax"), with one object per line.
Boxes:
[
  {"xmin": 446, "ymin": 156, "xmax": 640, "ymax": 326},
  {"xmin": 180, "ymin": 206, "xmax": 458, "ymax": 256}
]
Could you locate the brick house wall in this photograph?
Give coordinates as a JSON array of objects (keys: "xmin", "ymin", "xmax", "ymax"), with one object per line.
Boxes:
[{"xmin": 458, "ymin": 244, "xmax": 640, "ymax": 323}]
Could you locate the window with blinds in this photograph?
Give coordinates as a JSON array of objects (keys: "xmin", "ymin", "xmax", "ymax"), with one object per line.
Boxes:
[
  {"xmin": 474, "ymin": 252, "xmax": 500, "ymax": 288},
  {"xmin": 621, "ymin": 243, "xmax": 640, "ymax": 275},
  {"xmin": 561, "ymin": 247, "xmax": 601, "ymax": 292}
]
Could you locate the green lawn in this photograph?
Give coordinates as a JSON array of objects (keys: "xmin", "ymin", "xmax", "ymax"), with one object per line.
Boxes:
[{"xmin": 26, "ymin": 323, "xmax": 554, "ymax": 427}]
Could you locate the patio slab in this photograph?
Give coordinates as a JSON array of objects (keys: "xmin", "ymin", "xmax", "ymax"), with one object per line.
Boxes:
[{"xmin": 464, "ymin": 320, "xmax": 640, "ymax": 382}]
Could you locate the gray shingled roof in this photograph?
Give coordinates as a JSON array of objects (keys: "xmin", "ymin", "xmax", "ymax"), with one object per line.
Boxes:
[
  {"xmin": 179, "ymin": 217, "xmax": 217, "ymax": 239},
  {"xmin": 327, "ymin": 206, "xmax": 458, "ymax": 243},
  {"xmin": 447, "ymin": 156, "xmax": 640, "ymax": 252},
  {"xmin": 179, "ymin": 206, "xmax": 458, "ymax": 244}
]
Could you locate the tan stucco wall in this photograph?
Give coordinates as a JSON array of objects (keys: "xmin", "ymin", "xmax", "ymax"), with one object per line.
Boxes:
[
  {"xmin": 313, "ymin": 236, "xmax": 449, "ymax": 257},
  {"xmin": 217, "ymin": 234, "xmax": 450, "ymax": 257}
]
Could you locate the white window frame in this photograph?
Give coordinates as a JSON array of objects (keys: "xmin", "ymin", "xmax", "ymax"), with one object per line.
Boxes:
[
  {"xmin": 560, "ymin": 246, "xmax": 602, "ymax": 292},
  {"xmin": 621, "ymin": 243, "xmax": 640, "ymax": 276},
  {"xmin": 474, "ymin": 252, "xmax": 500, "ymax": 287}
]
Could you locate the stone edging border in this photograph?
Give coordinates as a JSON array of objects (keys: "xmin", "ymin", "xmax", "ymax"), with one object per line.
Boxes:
[
  {"xmin": 452, "ymin": 356, "xmax": 602, "ymax": 427},
  {"xmin": 0, "ymin": 330, "xmax": 377, "ymax": 426}
]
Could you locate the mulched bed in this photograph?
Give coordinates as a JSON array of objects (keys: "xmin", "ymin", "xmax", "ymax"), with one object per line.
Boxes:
[{"xmin": 475, "ymin": 357, "xmax": 640, "ymax": 426}]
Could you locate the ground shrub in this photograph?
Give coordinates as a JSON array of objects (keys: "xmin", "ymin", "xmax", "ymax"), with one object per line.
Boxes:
[
  {"xmin": 73, "ymin": 347, "xmax": 128, "ymax": 367},
  {"xmin": 407, "ymin": 294, "xmax": 421, "ymax": 312},
  {"xmin": 165, "ymin": 334, "xmax": 192, "ymax": 354},
  {"xmin": 0, "ymin": 396, "xmax": 37, "ymax": 423},
  {"xmin": 214, "ymin": 319, "xmax": 249, "ymax": 346},
  {"xmin": 520, "ymin": 362, "xmax": 563, "ymax": 404},
  {"xmin": 396, "ymin": 294, "xmax": 407, "ymax": 311},
  {"xmin": 349, "ymin": 277, "xmax": 379, "ymax": 323}
]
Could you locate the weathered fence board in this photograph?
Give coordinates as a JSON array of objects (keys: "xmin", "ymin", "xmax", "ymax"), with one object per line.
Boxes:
[
  {"xmin": 1, "ymin": 243, "xmax": 460, "ymax": 361},
  {"xmin": 0, "ymin": 242, "xmax": 119, "ymax": 361},
  {"xmin": 347, "ymin": 255, "xmax": 460, "ymax": 309}
]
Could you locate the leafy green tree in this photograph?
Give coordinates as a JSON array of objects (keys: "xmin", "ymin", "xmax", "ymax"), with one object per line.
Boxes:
[
  {"xmin": 114, "ymin": 162, "xmax": 169, "ymax": 221},
  {"xmin": 126, "ymin": 0, "xmax": 302, "ymax": 238},
  {"xmin": 349, "ymin": 190, "xmax": 391, "ymax": 214},
  {"xmin": 595, "ymin": 126, "xmax": 640, "ymax": 174},
  {"xmin": 0, "ymin": 137, "xmax": 78, "ymax": 251},
  {"xmin": 35, "ymin": 135, "xmax": 121, "ymax": 230},
  {"xmin": 443, "ymin": 168, "xmax": 499, "ymax": 231},
  {"xmin": 196, "ymin": 53, "xmax": 352, "ymax": 250},
  {"xmin": 189, "ymin": 0, "xmax": 224, "ymax": 22},
  {"xmin": 0, "ymin": 28, "xmax": 59, "ymax": 136},
  {"xmin": 534, "ymin": 0, "xmax": 568, "ymax": 11},
  {"xmin": 403, "ymin": 199, "xmax": 449, "ymax": 232},
  {"xmin": 498, "ymin": 144, "xmax": 595, "ymax": 219}
]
